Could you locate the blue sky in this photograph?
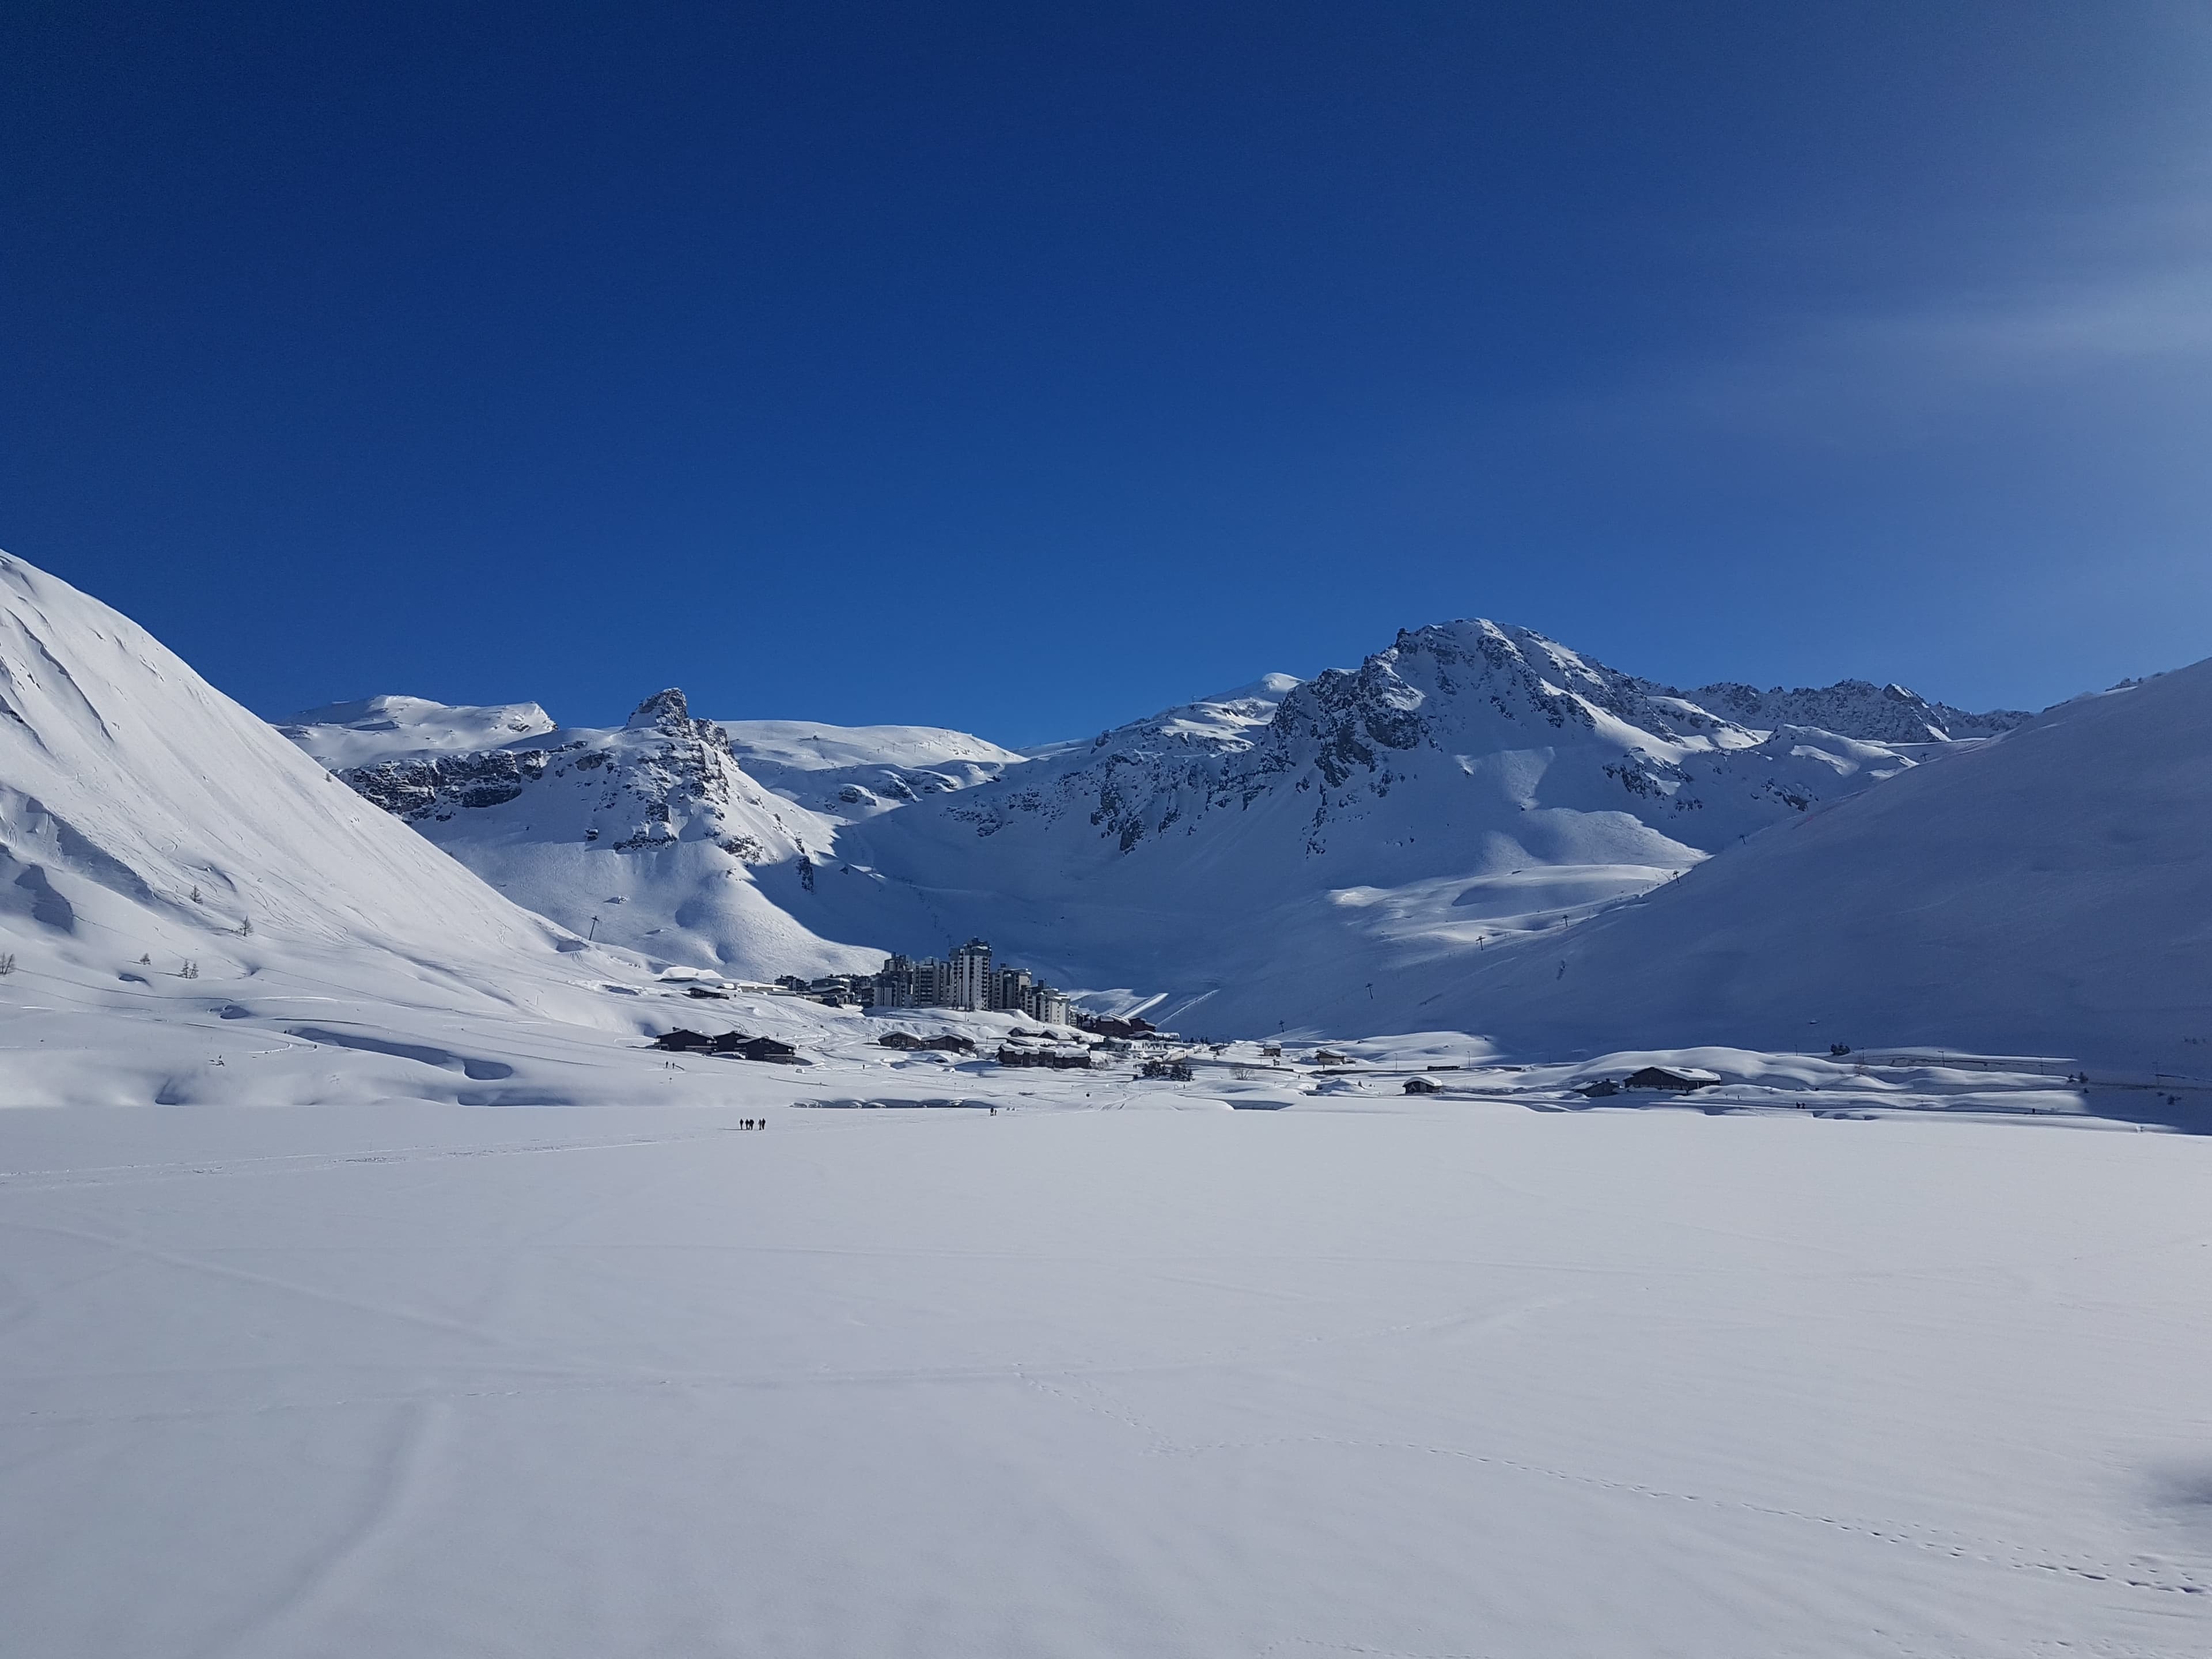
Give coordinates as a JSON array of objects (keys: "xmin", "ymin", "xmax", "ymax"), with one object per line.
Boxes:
[{"xmin": 5, "ymin": 2, "xmax": 2209, "ymax": 744}]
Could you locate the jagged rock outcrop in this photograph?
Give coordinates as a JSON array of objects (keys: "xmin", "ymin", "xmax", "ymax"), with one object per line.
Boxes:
[
  {"xmin": 332, "ymin": 688, "xmax": 809, "ymax": 860},
  {"xmin": 288, "ymin": 690, "xmax": 876, "ymax": 978},
  {"xmin": 934, "ymin": 622, "xmax": 1963, "ymax": 864},
  {"xmin": 626, "ymin": 687, "xmax": 693, "ymax": 732},
  {"xmin": 1687, "ymin": 679, "xmax": 2029, "ymax": 744}
]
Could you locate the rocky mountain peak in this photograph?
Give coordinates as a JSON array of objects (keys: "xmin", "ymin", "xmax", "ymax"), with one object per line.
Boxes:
[{"xmin": 627, "ymin": 688, "xmax": 692, "ymax": 732}]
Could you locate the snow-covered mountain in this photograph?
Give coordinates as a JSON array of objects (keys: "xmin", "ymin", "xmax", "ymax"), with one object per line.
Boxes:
[
  {"xmin": 1686, "ymin": 679, "xmax": 2028, "ymax": 743},
  {"xmin": 0, "ymin": 552, "xmax": 824, "ymax": 1105},
  {"xmin": 918, "ymin": 622, "xmax": 1961, "ymax": 868},
  {"xmin": 293, "ymin": 619, "xmax": 2030, "ymax": 1032},
  {"xmin": 287, "ymin": 688, "xmax": 878, "ymax": 978},
  {"xmin": 279, "ymin": 693, "xmax": 556, "ymax": 767},
  {"xmin": 800, "ymin": 620, "xmax": 2010, "ymax": 1028},
  {"xmin": 1418, "ymin": 658, "xmax": 2212, "ymax": 1070},
  {"xmin": 715, "ymin": 719, "xmax": 1025, "ymax": 819},
  {"xmin": 9, "ymin": 539, "xmax": 2193, "ymax": 1084}
]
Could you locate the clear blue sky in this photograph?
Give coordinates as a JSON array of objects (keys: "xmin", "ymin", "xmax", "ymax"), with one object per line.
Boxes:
[{"xmin": 5, "ymin": 2, "xmax": 2208, "ymax": 744}]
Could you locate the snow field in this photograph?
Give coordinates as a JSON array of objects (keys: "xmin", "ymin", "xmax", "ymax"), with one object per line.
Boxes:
[{"xmin": 5, "ymin": 1100, "xmax": 2212, "ymax": 1658}]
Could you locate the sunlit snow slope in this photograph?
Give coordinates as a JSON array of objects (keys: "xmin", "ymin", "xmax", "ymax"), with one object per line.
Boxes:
[
  {"xmin": 278, "ymin": 693, "xmax": 555, "ymax": 767},
  {"xmin": 0, "ymin": 552, "xmax": 768, "ymax": 1104},
  {"xmin": 298, "ymin": 623, "xmax": 2029, "ymax": 1032},
  {"xmin": 715, "ymin": 718, "xmax": 1025, "ymax": 817},
  {"xmin": 806, "ymin": 622, "xmax": 1998, "ymax": 1030},
  {"xmin": 290, "ymin": 691, "xmax": 884, "ymax": 979},
  {"xmin": 1434, "ymin": 661, "xmax": 2212, "ymax": 1070}
]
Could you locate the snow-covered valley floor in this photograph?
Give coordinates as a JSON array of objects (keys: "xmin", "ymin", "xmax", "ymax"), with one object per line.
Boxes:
[{"xmin": 7, "ymin": 1093, "xmax": 2211, "ymax": 1657}]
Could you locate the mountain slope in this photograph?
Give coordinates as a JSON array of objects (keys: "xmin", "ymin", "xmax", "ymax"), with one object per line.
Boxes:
[
  {"xmin": 0, "ymin": 552, "xmax": 772, "ymax": 1104},
  {"xmin": 715, "ymin": 719, "xmax": 1025, "ymax": 819},
  {"xmin": 1687, "ymin": 679, "xmax": 2028, "ymax": 743},
  {"xmin": 1427, "ymin": 660, "xmax": 2212, "ymax": 1069},
  {"xmin": 288, "ymin": 619, "xmax": 2032, "ymax": 1034},
  {"xmin": 800, "ymin": 621, "xmax": 1997, "ymax": 1028},
  {"xmin": 290, "ymin": 690, "xmax": 880, "ymax": 978},
  {"xmin": 279, "ymin": 694, "xmax": 556, "ymax": 767}
]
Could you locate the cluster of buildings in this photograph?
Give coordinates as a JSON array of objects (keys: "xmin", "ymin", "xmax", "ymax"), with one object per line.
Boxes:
[
  {"xmin": 770, "ymin": 940, "xmax": 1075, "ymax": 1025},
  {"xmin": 868, "ymin": 938, "xmax": 1076, "ymax": 1025}
]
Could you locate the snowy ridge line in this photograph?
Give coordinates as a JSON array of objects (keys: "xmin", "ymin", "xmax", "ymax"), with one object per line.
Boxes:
[{"xmin": 283, "ymin": 615, "xmax": 2041, "ymax": 1038}]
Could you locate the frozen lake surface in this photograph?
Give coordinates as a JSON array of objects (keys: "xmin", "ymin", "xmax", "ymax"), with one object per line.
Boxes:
[{"xmin": 6, "ymin": 1097, "xmax": 2211, "ymax": 1658}]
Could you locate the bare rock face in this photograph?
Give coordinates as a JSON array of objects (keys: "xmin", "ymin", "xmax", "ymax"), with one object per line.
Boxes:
[
  {"xmin": 344, "ymin": 748, "xmax": 559, "ymax": 821},
  {"xmin": 626, "ymin": 688, "xmax": 692, "ymax": 732},
  {"xmin": 1687, "ymin": 679, "xmax": 2029, "ymax": 744},
  {"xmin": 334, "ymin": 689, "xmax": 807, "ymax": 863}
]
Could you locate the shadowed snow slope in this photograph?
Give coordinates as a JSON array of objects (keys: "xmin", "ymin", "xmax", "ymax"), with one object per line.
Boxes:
[
  {"xmin": 0, "ymin": 554, "xmax": 563, "ymax": 968},
  {"xmin": 0, "ymin": 552, "xmax": 775, "ymax": 1104},
  {"xmin": 1433, "ymin": 659, "xmax": 2212, "ymax": 1070}
]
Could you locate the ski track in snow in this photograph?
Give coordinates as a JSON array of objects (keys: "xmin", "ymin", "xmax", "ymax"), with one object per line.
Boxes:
[{"xmin": 7, "ymin": 1102, "xmax": 2212, "ymax": 1657}]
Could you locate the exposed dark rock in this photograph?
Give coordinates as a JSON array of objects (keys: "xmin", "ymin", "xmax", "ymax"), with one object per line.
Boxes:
[{"xmin": 627, "ymin": 688, "xmax": 692, "ymax": 731}]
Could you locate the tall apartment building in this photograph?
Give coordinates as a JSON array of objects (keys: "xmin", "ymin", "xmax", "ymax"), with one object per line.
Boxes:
[
  {"xmin": 871, "ymin": 941, "xmax": 1075, "ymax": 1026},
  {"xmin": 947, "ymin": 938, "xmax": 993, "ymax": 1011},
  {"xmin": 873, "ymin": 953, "xmax": 946, "ymax": 1009},
  {"xmin": 991, "ymin": 965, "xmax": 1033, "ymax": 1014}
]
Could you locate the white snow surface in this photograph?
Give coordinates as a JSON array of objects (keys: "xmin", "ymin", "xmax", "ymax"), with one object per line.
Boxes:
[
  {"xmin": 280, "ymin": 693, "xmax": 556, "ymax": 768},
  {"xmin": 713, "ymin": 717, "xmax": 1026, "ymax": 817},
  {"xmin": 8, "ymin": 1090, "xmax": 2212, "ymax": 1658},
  {"xmin": 1433, "ymin": 660, "xmax": 2212, "ymax": 1072}
]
